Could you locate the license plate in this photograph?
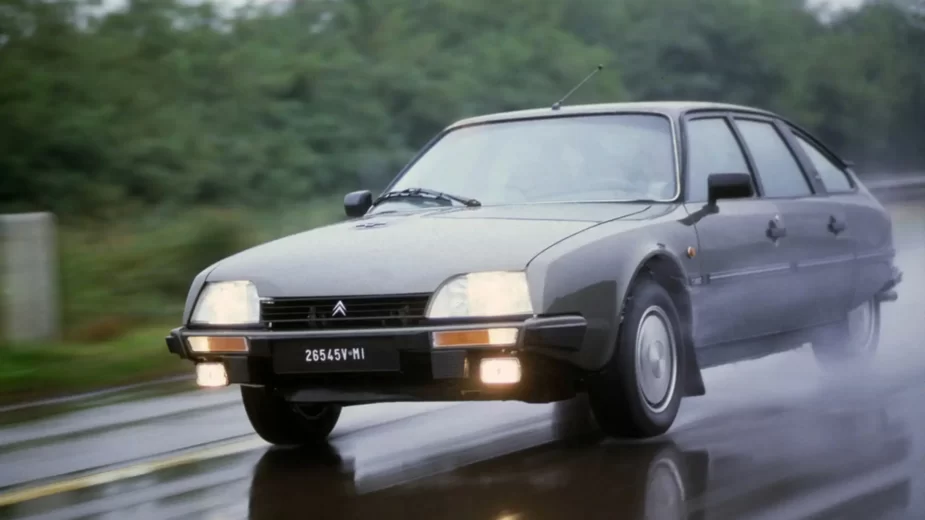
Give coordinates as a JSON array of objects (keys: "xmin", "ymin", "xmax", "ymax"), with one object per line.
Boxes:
[
  {"xmin": 272, "ymin": 341, "xmax": 400, "ymax": 374},
  {"xmin": 305, "ymin": 347, "xmax": 367, "ymax": 363}
]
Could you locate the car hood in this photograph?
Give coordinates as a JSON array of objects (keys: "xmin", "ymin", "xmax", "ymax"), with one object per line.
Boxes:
[{"xmin": 206, "ymin": 203, "xmax": 652, "ymax": 297}]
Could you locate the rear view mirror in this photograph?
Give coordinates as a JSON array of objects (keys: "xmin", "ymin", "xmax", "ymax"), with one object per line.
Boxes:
[
  {"xmin": 707, "ymin": 173, "xmax": 754, "ymax": 206},
  {"xmin": 344, "ymin": 190, "xmax": 373, "ymax": 218}
]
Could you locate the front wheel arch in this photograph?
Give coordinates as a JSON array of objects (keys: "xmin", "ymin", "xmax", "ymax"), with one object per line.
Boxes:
[
  {"xmin": 618, "ymin": 253, "xmax": 705, "ymax": 398},
  {"xmin": 587, "ymin": 276, "xmax": 684, "ymax": 437}
]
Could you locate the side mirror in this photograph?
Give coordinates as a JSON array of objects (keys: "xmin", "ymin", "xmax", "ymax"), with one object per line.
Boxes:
[
  {"xmin": 707, "ymin": 173, "xmax": 753, "ymax": 206},
  {"xmin": 344, "ymin": 190, "xmax": 373, "ymax": 218}
]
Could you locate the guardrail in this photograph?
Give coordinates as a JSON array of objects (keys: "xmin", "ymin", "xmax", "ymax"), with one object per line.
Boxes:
[{"xmin": 863, "ymin": 175, "xmax": 925, "ymax": 202}]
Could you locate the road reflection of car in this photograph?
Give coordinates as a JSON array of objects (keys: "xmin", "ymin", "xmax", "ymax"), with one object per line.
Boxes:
[
  {"xmin": 247, "ymin": 439, "xmax": 707, "ymax": 520},
  {"xmin": 165, "ymin": 101, "xmax": 904, "ymax": 445},
  {"xmin": 246, "ymin": 405, "xmax": 911, "ymax": 520}
]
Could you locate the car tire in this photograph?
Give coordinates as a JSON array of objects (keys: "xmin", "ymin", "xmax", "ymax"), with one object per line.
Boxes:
[
  {"xmin": 241, "ymin": 386, "xmax": 341, "ymax": 446},
  {"xmin": 587, "ymin": 276, "xmax": 683, "ymax": 439},
  {"xmin": 812, "ymin": 298, "xmax": 881, "ymax": 369}
]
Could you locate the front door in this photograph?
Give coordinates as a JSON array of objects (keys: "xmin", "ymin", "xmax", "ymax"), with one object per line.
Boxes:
[{"xmin": 683, "ymin": 116, "xmax": 794, "ymax": 347}]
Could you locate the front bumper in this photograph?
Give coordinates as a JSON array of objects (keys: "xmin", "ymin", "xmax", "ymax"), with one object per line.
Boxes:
[{"xmin": 165, "ymin": 315, "xmax": 587, "ymax": 403}]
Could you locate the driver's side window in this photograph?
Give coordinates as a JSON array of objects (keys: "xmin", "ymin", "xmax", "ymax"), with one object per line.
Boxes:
[{"xmin": 686, "ymin": 118, "xmax": 752, "ymax": 202}]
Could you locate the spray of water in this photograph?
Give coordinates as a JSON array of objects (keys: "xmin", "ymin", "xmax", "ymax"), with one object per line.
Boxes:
[{"xmin": 688, "ymin": 200, "xmax": 925, "ymax": 420}]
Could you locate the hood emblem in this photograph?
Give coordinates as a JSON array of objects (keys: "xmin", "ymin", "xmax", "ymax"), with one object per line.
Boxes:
[{"xmin": 332, "ymin": 300, "xmax": 347, "ymax": 317}]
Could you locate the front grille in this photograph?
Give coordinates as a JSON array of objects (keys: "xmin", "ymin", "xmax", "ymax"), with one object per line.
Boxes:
[{"xmin": 261, "ymin": 294, "xmax": 431, "ymax": 330}]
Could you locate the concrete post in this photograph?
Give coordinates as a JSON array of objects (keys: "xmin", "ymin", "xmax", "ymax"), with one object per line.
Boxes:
[{"xmin": 0, "ymin": 212, "xmax": 60, "ymax": 343}]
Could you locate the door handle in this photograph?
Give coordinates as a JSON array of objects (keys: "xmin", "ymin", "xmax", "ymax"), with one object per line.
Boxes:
[
  {"xmin": 828, "ymin": 215, "xmax": 847, "ymax": 235},
  {"xmin": 767, "ymin": 219, "xmax": 787, "ymax": 240}
]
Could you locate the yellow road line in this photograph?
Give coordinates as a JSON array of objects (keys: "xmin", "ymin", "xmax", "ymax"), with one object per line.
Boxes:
[{"xmin": 0, "ymin": 436, "xmax": 267, "ymax": 507}]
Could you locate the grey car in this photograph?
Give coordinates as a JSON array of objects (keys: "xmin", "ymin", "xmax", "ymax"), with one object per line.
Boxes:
[{"xmin": 166, "ymin": 101, "xmax": 903, "ymax": 446}]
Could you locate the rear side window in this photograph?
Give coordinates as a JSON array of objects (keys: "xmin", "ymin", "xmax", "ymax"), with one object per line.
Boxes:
[
  {"xmin": 686, "ymin": 118, "xmax": 751, "ymax": 202},
  {"xmin": 793, "ymin": 134, "xmax": 853, "ymax": 193},
  {"xmin": 736, "ymin": 120, "xmax": 811, "ymax": 198}
]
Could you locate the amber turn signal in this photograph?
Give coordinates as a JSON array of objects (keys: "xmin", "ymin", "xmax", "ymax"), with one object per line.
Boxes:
[
  {"xmin": 187, "ymin": 336, "xmax": 249, "ymax": 353},
  {"xmin": 432, "ymin": 328, "xmax": 518, "ymax": 348}
]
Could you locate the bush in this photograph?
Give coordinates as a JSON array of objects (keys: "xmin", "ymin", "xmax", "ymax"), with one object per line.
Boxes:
[{"xmin": 57, "ymin": 202, "xmax": 343, "ymax": 341}]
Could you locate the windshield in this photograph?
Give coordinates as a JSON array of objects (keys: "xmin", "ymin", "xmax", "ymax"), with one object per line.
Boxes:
[{"xmin": 372, "ymin": 114, "xmax": 677, "ymax": 213}]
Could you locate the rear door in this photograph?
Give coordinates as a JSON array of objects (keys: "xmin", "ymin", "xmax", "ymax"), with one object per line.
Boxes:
[
  {"xmin": 732, "ymin": 117, "xmax": 855, "ymax": 329},
  {"xmin": 788, "ymin": 128, "xmax": 888, "ymax": 312},
  {"xmin": 683, "ymin": 115, "xmax": 792, "ymax": 346}
]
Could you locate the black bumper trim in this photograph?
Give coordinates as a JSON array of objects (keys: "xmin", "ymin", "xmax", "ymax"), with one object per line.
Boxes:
[
  {"xmin": 165, "ymin": 333, "xmax": 184, "ymax": 356},
  {"xmin": 175, "ymin": 321, "xmax": 529, "ymax": 341},
  {"xmin": 224, "ymin": 356, "xmax": 272, "ymax": 385},
  {"xmin": 170, "ymin": 315, "xmax": 587, "ymax": 357},
  {"xmin": 875, "ymin": 266, "xmax": 903, "ymax": 302},
  {"xmin": 522, "ymin": 315, "xmax": 587, "ymax": 352},
  {"xmin": 167, "ymin": 315, "xmax": 587, "ymax": 384},
  {"xmin": 431, "ymin": 350, "xmax": 468, "ymax": 379},
  {"xmin": 876, "ymin": 290, "xmax": 898, "ymax": 303},
  {"xmin": 887, "ymin": 266, "xmax": 903, "ymax": 290}
]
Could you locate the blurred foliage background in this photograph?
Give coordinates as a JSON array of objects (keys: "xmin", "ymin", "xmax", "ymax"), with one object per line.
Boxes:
[{"xmin": 1, "ymin": 0, "xmax": 924, "ymax": 345}]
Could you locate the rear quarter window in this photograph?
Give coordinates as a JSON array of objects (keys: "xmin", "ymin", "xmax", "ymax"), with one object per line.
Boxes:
[{"xmin": 793, "ymin": 134, "xmax": 853, "ymax": 193}]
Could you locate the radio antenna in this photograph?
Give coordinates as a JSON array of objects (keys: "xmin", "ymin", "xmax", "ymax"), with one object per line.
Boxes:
[{"xmin": 551, "ymin": 64, "xmax": 604, "ymax": 111}]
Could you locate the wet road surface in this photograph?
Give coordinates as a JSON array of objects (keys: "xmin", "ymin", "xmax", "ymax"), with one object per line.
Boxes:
[{"xmin": 0, "ymin": 202, "xmax": 922, "ymax": 520}]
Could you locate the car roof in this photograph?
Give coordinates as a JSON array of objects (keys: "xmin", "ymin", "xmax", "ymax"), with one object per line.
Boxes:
[{"xmin": 446, "ymin": 101, "xmax": 779, "ymax": 130}]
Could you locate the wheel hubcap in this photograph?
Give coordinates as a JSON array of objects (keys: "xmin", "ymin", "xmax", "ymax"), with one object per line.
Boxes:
[
  {"xmin": 635, "ymin": 306, "xmax": 677, "ymax": 413},
  {"xmin": 846, "ymin": 300, "xmax": 876, "ymax": 352}
]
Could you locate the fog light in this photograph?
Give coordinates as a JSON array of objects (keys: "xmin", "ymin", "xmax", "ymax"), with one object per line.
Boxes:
[
  {"xmin": 432, "ymin": 328, "xmax": 518, "ymax": 348},
  {"xmin": 196, "ymin": 363, "xmax": 229, "ymax": 388},
  {"xmin": 187, "ymin": 336, "xmax": 249, "ymax": 353},
  {"xmin": 479, "ymin": 357, "xmax": 521, "ymax": 385}
]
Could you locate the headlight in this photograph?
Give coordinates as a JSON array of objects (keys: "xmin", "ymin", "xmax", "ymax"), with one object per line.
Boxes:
[
  {"xmin": 190, "ymin": 281, "xmax": 260, "ymax": 326},
  {"xmin": 426, "ymin": 271, "xmax": 533, "ymax": 319}
]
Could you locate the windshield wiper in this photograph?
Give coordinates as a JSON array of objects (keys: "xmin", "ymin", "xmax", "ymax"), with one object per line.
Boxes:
[{"xmin": 373, "ymin": 187, "xmax": 481, "ymax": 208}]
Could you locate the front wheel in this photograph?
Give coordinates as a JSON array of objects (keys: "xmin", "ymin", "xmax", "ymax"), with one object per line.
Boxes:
[
  {"xmin": 587, "ymin": 277, "xmax": 683, "ymax": 439},
  {"xmin": 241, "ymin": 386, "xmax": 341, "ymax": 446},
  {"xmin": 812, "ymin": 298, "xmax": 881, "ymax": 369}
]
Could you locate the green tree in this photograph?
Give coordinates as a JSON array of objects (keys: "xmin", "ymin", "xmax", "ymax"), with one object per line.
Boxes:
[{"xmin": 1, "ymin": 0, "xmax": 923, "ymax": 217}]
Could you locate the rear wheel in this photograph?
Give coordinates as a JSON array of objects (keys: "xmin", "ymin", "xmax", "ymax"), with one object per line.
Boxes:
[
  {"xmin": 241, "ymin": 386, "xmax": 341, "ymax": 446},
  {"xmin": 587, "ymin": 278, "xmax": 683, "ymax": 438},
  {"xmin": 812, "ymin": 298, "xmax": 880, "ymax": 369}
]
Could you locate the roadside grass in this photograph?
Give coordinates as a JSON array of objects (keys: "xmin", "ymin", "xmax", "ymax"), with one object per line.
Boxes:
[
  {"xmin": 0, "ymin": 199, "xmax": 344, "ymax": 405},
  {"xmin": 0, "ymin": 326, "xmax": 187, "ymax": 405},
  {"xmin": 59, "ymin": 200, "xmax": 344, "ymax": 341}
]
